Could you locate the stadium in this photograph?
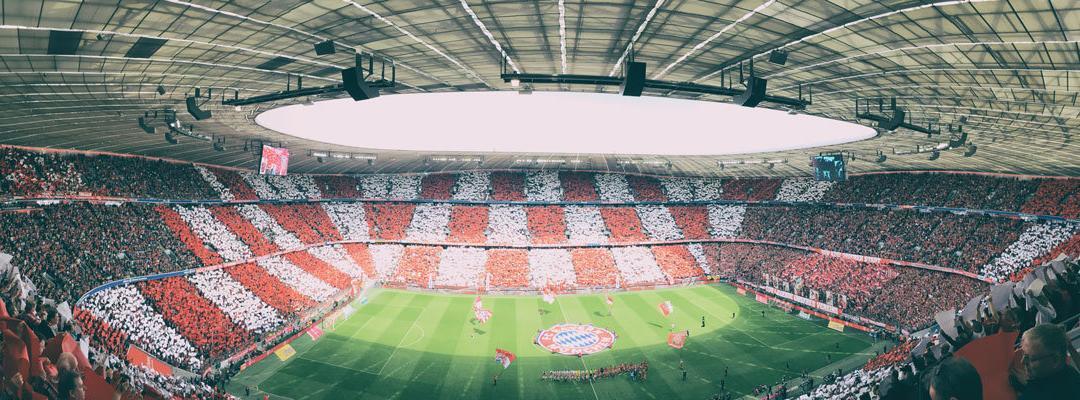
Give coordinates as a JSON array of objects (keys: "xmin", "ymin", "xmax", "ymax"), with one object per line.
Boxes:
[{"xmin": 0, "ymin": 1, "xmax": 1078, "ymax": 400}]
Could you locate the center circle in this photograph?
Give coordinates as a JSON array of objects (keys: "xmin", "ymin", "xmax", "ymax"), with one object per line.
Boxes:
[{"xmin": 537, "ymin": 323, "xmax": 616, "ymax": 356}]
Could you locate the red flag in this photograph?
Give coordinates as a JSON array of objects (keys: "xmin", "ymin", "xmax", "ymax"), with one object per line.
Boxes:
[
  {"xmin": 473, "ymin": 295, "xmax": 483, "ymax": 311},
  {"xmin": 606, "ymin": 294, "xmax": 614, "ymax": 306},
  {"xmin": 658, "ymin": 300, "xmax": 673, "ymax": 317},
  {"xmin": 667, "ymin": 331, "xmax": 688, "ymax": 349},
  {"xmin": 475, "ymin": 308, "xmax": 492, "ymax": 324},
  {"xmin": 494, "ymin": 349, "xmax": 516, "ymax": 368}
]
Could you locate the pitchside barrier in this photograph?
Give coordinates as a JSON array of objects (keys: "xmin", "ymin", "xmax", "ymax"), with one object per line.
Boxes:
[{"xmin": 732, "ymin": 281, "xmax": 884, "ymax": 334}]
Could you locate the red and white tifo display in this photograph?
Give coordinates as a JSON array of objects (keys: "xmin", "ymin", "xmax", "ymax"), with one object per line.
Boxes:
[{"xmin": 536, "ymin": 323, "xmax": 617, "ymax": 356}]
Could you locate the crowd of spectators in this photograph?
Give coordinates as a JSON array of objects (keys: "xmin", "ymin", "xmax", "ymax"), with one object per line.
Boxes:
[
  {"xmin": 5, "ymin": 148, "xmax": 1078, "ymax": 222},
  {"xmin": 312, "ymin": 175, "xmax": 361, "ymax": 198},
  {"xmin": 308, "ymin": 245, "xmax": 366, "ymax": 280},
  {"xmin": 392, "ymin": 246, "xmax": 442, "ymax": 286},
  {"xmin": 636, "ymin": 205, "xmax": 684, "ymax": 241},
  {"xmin": 708, "ymin": 205, "xmax": 746, "ymax": 237},
  {"xmin": 364, "ymin": 203, "xmax": 415, "ymax": 240},
  {"xmin": 484, "ymin": 249, "xmax": 530, "ymax": 287},
  {"xmin": 225, "ymin": 262, "xmax": 315, "ymax": 314},
  {"xmin": 570, "ymin": 248, "xmax": 619, "ymax": 287},
  {"xmin": 486, "ymin": 204, "xmax": 531, "ymax": 244},
  {"xmin": 369, "ymin": 244, "xmax": 405, "ymax": 280},
  {"xmin": 4, "ymin": 289, "xmax": 230, "ymax": 398},
  {"xmin": 559, "ymin": 172, "xmax": 599, "ymax": 202},
  {"xmin": 0, "ymin": 203, "xmax": 202, "ymax": 302},
  {"xmin": 527, "ymin": 249, "xmax": 577, "ymax": 287},
  {"xmin": 980, "ymin": 222, "xmax": 1076, "ymax": 281},
  {"xmin": 795, "ymin": 255, "xmax": 1080, "ymax": 400},
  {"xmin": 526, "ymin": 206, "xmax": 568, "ymax": 244},
  {"xmin": 1022, "ymin": 178, "xmax": 1080, "ymax": 218},
  {"xmin": 236, "ymin": 204, "xmax": 304, "ymax": 250},
  {"xmin": 206, "ymin": 168, "xmax": 258, "ymax": 200},
  {"xmin": 283, "ymin": 251, "xmax": 354, "ymax": 289},
  {"xmin": 721, "ymin": 178, "xmax": 782, "ymax": 201},
  {"xmin": 138, "ymin": 277, "xmax": 253, "ymax": 362},
  {"xmin": 192, "ymin": 165, "xmax": 234, "ymax": 200},
  {"xmin": 739, "ymin": 205, "xmax": 1028, "ymax": 276},
  {"xmin": 342, "ymin": 243, "xmax": 378, "ymax": 278},
  {"xmin": 433, "ymin": 247, "xmax": 487, "ymax": 287},
  {"xmin": 358, "ymin": 174, "xmax": 391, "ymax": 199},
  {"xmin": 651, "ymin": 245, "xmax": 704, "ymax": 280},
  {"xmin": 405, "ymin": 204, "xmax": 452, "ymax": 242},
  {"xmin": 600, "ymin": 207, "xmax": 650, "ymax": 242},
  {"xmin": 258, "ymin": 204, "xmax": 342, "ymax": 244},
  {"xmin": 668, "ymin": 206, "xmax": 710, "ymax": 240},
  {"xmin": 175, "ymin": 206, "xmax": 253, "ymax": 262},
  {"xmin": 626, "ymin": 175, "xmax": 666, "ymax": 201},
  {"xmin": 447, "ymin": 205, "xmax": 488, "ymax": 243},
  {"xmin": 564, "ymin": 206, "xmax": 610, "ymax": 244},
  {"xmin": 0, "ymin": 147, "xmax": 83, "ymax": 196},
  {"xmin": 774, "ymin": 177, "xmax": 835, "ymax": 202},
  {"xmin": 525, "ymin": 171, "xmax": 563, "ymax": 202},
  {"xmin": 595, "ymin": 173, "xmax": 635, "ymax": 202},
  {"xmin": 611, "ymin": 246, "xmax": 667, "ymax": 285},
  {"xmin": 419, "ymin": 173, "xmax": 456, "ymax": 200},
  {"xmin": 322, "ymin": 202, "xmax": 371, "ymax": 241},
  {"xmin": 490, "ymin": 171, "xmax": 526, "ymax": 201},
  {"xmin": 209, "ymin": 205, "xmax": 280, "ymax": 257},
  {"xmin": 823, "ymin": 172, "xmax": 1039, "ymax": 211},
  {"xmin": 862, "ymin": 340, "xmax": 916, "ymax": 372},
  {"xmin": 155, "ymin": 205, "xmax": 224, "ymax": 266},
  {"xmin": 186, "ymin": 269, "xmax": 283, "ymax": 335},
  {"xmin": 81, "ymin": 286, "xmax": 202, "ymax": 370},
  {"xmin": 452, "ymin": 171, "xmax": 491, "ymax": 201},
  {"xmin": 256, "ymin": 257, "xmax": 337, "ymax": 303}
]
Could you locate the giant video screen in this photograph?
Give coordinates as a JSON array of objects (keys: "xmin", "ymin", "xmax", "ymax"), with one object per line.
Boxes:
[
  {"xmin": 812, "ymin": 155, "xmax": 846, "ymax": 182},
  {"xmin": 259, "ymin": 145, "xmax": 290, "ymax": 176}
]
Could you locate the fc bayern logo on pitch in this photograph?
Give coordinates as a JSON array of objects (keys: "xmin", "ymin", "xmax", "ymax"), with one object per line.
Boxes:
[{"xmin": 536, "ymin": 324, "xmax": 616, "ymax": 355}]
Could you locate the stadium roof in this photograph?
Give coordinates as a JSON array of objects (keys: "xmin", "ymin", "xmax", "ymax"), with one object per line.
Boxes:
[{"xmin": 0, "ymin": 0, "xmax": 1076, "ymax": 176}]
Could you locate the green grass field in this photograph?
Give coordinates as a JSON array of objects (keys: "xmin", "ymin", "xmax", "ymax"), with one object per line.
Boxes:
[{"xmin": 229, "ymin": 285, "xmax": 881, "ymax": 400}]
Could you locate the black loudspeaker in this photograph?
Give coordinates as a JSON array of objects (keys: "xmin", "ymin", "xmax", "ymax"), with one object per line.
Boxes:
[
  {"xmin": 879, "ymin": 107, "xmax": 905, "ymax": 131},
  {"xmin": 164, "ymin": 131, "xmax": 179, "ymax": 144},
  {"xmin": 185, "ymin": 97, "xmax": 212, "ymax": 120},
  {"xmin": 341, "ymin": 67, "xmax": 380, "ymax": 101},
  {"xmin": 964, "ymin": 145, "xmax": 977, "ymax": 157},
  {"xmin": 314, "ymin": 40, "xmax": 336, "ymax": 56},
  {"xmin": 928, "ymin": 150, "xmax": 940, "ymax": 161},
  {"xmin": 875, "ymin": 153, "xmax": 887, "ymax": 163},
  {"xmin": 138, "ymin": 117, "xmax": 155, "ymax": 134},
  {"xmin": 620, "ymin": 61, "xmax": 646, "ymax": 97},
  {"xmin": 733, "ymin": 77, "xmax": 767, "ymax": 107},
  {"xmin": 156, "ymin": 85, "xmax": 166, "ymax": 95},
  {"xmin": 949, "ymin": 129, "xmax": 968, "ymax": 148},
  {"xmin": 768, "ymin": 50, "xmax": 788, "ymax": 65}
]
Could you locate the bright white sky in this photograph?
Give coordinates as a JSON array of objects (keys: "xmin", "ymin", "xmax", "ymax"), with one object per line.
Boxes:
[{"xmin": 255, "ymin": 91, "xmax": 875, "ymax": 155}]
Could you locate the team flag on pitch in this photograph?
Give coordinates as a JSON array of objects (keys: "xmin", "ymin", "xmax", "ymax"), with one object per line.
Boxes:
[
  {"xmin": 473, "ymin": 295, "xmax": 483, "ymax": 310},
  {"xmin": 658, "ymin": 300, "xmax": 673, "ymax": 317},
  {"xmin": 667, "ymin": 331, "xmax": 688, "ymax": 349},
  {"xmin": 475, "ymin": 308, "xmax": 493, "ymax": 324},
  {"xmin": 606, "ymin": 294, "xmax": 614, "ymax": 306},
  {"xmin": 542, "ymin": 288, "xmax": 556, "ymax": 304},
  {"xmin": 494, "ymin": 349, "xmax": 516, "ymax": 368}
]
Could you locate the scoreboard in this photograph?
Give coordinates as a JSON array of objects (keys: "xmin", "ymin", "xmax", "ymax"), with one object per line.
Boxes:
[{"xmin": 812, "ymin": 155, "xmax": 846, "ymax": 182}]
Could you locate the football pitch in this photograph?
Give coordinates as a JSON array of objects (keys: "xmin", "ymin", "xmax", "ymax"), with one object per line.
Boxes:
[{"xmin": 230, "ymin": 285, "xmax": 881, "ymax": 399}]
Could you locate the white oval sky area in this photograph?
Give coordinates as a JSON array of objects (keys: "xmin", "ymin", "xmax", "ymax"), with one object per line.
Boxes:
[{"xmin": 256, "ymin": 91, "xmax": 875, "ymax": 156}]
